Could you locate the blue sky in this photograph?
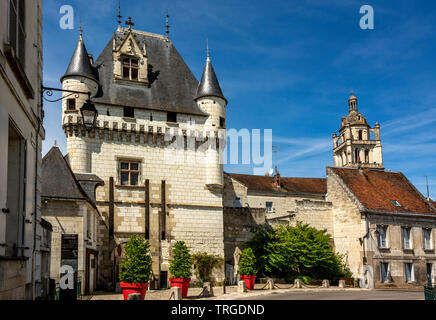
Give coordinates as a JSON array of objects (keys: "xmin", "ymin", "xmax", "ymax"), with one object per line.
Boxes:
[{"xmin": 42, "ymin": 0, "xmax": 436, "ymax": 199}]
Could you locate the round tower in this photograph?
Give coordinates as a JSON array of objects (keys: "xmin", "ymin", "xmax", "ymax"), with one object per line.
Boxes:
[
  {"xmin": 60, "ymin": 31, "xmax": 99, "ymax": 173},
  {"xmin": 195, "ymin": 51, "xmax": 227, "ymax": 188}
]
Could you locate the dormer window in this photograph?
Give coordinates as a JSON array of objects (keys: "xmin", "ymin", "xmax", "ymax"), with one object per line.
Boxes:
[{"xmin": 123, "ymin": 57, "xmax": 139, "ymax": 81}]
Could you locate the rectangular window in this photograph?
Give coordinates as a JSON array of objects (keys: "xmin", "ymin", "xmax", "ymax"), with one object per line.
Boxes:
[
  {"xmin": 377, "ymin": 225, "xmax": 388, "ymax": 248},
  {"xmin": 234, "ymin": 195, "xmax": 242, "ymax": 208},
  {"xmin": 119, "ymin": 161, "xmax": 140, "ymax": 186},
  {"xmin": 9, "ymin": 0, "xmax": 26, "ymax": 68},
  {"xmin": 167, "ymin": 112, "xmax": 177, "ymax": 123},
  {"xmin": 67, "ymin": 99, "xmax": 76, "ymax": 111},
  {"xmin": 380, "ymin": 262, "xmax": 391, "ymax": 283},
  {"xmin": 423, "ymin": 228, "xmax": 432, "ymax": 250},
  {"xmin": 122, "ymin": 57, "xmax": 139, "ymax": 81},
  {"xmin": 266, "ymin": 202, "xmax": 273, "ymax": 213},
  {"xmin": 427, "ymin": 263, "xmax": 433, "ymax": 285},
  {"xmin": 402, "ymin": 227, "xmax": 412, "ymax": 249},
  {"xmin": 123, "ymin": 107, "xmax": 134, "ymax": 118},
  {"xmin": 404, "ymin": 263, "xmax": 415, "ymax": 283},
  {"xmin": 86, "ymin": 210, "xmax": 91, "ymax": 240},
  {"xmin": 220, "ymin": 117, "xmax": 226, "ymax": 128},
  {"xmin": 6, "ymin": 122, "xmax": 26, "ymax": 257}
]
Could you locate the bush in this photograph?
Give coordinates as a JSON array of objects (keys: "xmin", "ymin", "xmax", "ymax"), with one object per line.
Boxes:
[
  {"xmin": 119, "ymin": 235, "xmax": 152, "ymax": 283},
  {"xmin": 169, "ymin": 241, "xmax": 192, "ymax": 279},
  {"xmin": 191, "ymin": 252, "xmax": 223, "ymax": 287},
  {"xmin": 239, "ymin": 248, "xmax": 257, "ymax": 276},
  {"xmin": 249, "ymin": 222, "xmax": 346, "ymax": 282}
]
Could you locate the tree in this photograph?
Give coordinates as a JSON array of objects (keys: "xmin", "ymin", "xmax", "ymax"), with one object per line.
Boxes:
[
  {"xmin": 239, "ymin": 248, "xmax": 257, "ymax": 276},
  {"xmin": 169, "ymin": 241, "xmax": 193, "ymax": 279},
  {"xmin": 119, "ymin": 235, "xmax": 152, "ymax": 283},
  {"xmin": 249, "ymin": 222, "xmax": 347, "ymax": 282},
  {"xmin": 191, "ymin": 252, "xmax": 223, "ymax": 286}
]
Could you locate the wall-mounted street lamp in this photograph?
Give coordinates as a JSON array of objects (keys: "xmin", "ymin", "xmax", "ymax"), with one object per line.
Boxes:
[{"xmin": 41, "ymin": 85, "xmax": 98, "ymax": 131}]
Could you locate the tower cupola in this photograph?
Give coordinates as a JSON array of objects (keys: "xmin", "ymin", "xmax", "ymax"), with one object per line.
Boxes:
[{"xmin": 348, "ymin": 91, "xmax": 358, "ymax": 112}]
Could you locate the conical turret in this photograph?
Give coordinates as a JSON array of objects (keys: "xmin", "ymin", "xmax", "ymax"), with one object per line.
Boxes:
[
  {"xmin": 195, "ymin": 55, "xmax": 226, "ymax": 103},
  {"xmin": 60, "ymin": 33, "xmax": 98, "ymax": 83}
]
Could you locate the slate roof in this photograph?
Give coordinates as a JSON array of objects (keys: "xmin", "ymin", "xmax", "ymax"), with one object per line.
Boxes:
[
  {"xmin": 91, "ymin": 28, "xmax": 207, "ymax": 116},
  {"xmin": 61, "ymin": 35, "xmax": 99, "ymax": 83},
  {"xmin": 227, "ymin": 173, "xmax": 327, "ymax": 195},
  {"xmin": 42, "ymin": 146, "xmax": 96, "ymax": 207},
  {"xmin": 195, "ymin": 57, "xmax": 226, "ymax": 103},
  {"xmin": 330, "ymin": 167, "xmax": 436, "ymax": 214}
]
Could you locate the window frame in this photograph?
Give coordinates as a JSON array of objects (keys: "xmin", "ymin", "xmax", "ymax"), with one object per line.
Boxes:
[
  {"xmin": 119, "ymin": 160, "xmax": 141, "ymax": 186},
  {"xmin": 423, "ymin": 228, "xmax": 433, "ymax": 250},
  {"xmin": 266, "ymin": 201, "xmax": 273, "ymax": 213},
  {"xmin": 8, "ymin": 0, "xmax": 26, "ymax": 68},
  {"xmin": 380, "ymin": 262, "xmax": 391, "ymax": 283},
  {"xmin": 402, "ymin": 227, "xmax": 412, "ymax": 250},
  {"xmin": 122, "ymin": 56, "xmax": 139, "ymax": 81},
  {"xmin": 67, "ymin": 98, "xmax": 76, "ymax": 111},
  {"xmin": 404, "ymin": 263, "xmax": 415, "ymax": 283},
  {"xmin": 376, "ymin": 225, "xmax": 389, "ymax": 249}
]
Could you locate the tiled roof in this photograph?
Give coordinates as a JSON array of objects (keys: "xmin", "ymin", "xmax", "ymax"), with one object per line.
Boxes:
[
  {"xmin": 330, "ymin": 167, "xmax": 436, "ymax": 214},
  {"xmin": 227, "ymin": 173, "xmax": 326, "ymax": 195}
]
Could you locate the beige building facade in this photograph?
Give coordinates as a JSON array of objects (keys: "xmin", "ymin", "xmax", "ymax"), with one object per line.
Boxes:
[{"xmin": 0, "ymin": 0, "xmax": 52, "ymax": 299}]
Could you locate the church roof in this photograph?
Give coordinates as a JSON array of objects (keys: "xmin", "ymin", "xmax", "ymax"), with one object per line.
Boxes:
[
  {"xmin": 227, "ymin": 173, "xmax": 327, "ymax": 195},
  {"xmin": 329, "ymin": 167, "xmax": 436, "ymax": 215},
  {"xmin": 61, "ymin": 35, "xmax": 99, "ymax": 83},
  {"xmin": 92, "ymin": 28, "xmax": 206, "ymax": 116},
  {"xmin": 41, "ymin": 146, "xmax": 97, "ymax": 208},
  {"xmin": 195, "ymin": 57, "xmax": 226, "ymax": 103}
]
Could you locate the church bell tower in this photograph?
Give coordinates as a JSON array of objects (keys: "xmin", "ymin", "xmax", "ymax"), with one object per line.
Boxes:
[{"xmin": 332, "ymin": 92, "xmax": 383, "ymax": 170}]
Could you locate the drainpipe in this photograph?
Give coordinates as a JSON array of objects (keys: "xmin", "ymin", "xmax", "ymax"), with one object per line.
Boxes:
[{"xmin": 360, "ymin": 213, "xmax": 370, "ymax": 265}]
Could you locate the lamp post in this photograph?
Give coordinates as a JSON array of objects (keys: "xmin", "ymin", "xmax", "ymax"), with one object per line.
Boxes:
[{"xmin": 41, "ymin": 85, "xmax": 98, "ymax": 130}]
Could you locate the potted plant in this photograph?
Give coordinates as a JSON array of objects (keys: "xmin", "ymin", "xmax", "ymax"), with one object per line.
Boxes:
[
  {"xmin": 169, "ymin": 241, "xmax": 193, "ymax": 298},
  {"xmin": 119, "ymin": 235, "xmax": 152, "ymax": 300},
  {"xmin": 239, "ymin": 248, "xmax": 257, "ymax": 290}
]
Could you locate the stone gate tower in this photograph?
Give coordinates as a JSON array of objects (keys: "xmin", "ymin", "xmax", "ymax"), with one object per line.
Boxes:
[
  {"xmin": 60, "ymin": 22, "xmax": 228, "ymax": 289},
  {"xmin": 332, "ymin": 92, "xmax": 383, "ymax": 169}
]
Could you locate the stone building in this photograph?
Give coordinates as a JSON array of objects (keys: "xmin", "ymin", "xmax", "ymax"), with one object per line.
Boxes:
[
  {"xmin": 60, "ymin": 20, "xmax": 227, "ymax": 288},
  {"xmin": 333, "ymin": 93, "xmax": 383, "ymax": 169},
  {"xmin": 41, "ymin": 145, "xmax": 106, "ymax": 295},
  {"xmin": 327, "ymin": 166, "xmax": 436, "ymax": 289},
  {"xmin": 0, "ymin": 0, "xmax": 52, "ymax": 299},
  {"xmin": 224, "ymin": 171, "xmax": 332, "ymax": 233}
]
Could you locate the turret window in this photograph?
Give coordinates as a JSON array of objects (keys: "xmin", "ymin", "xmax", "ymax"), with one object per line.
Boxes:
[
  {"xmin": 67, "ymin": 98, "xmax": 76, "ymax": 111},
  {"xmin": 122, "ymin": 57, "xmax": 139, "ymax": 81},
  {"xmin": 219, "ymin": 117, "xmax": 226, "ymax": 128}
]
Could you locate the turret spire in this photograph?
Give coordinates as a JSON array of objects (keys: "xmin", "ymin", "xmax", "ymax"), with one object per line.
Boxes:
[
  {"xmin": 117, "ymin": 0, "xmax": 122, "ymax": 28},
  {"xmin": 165, "ymin": 10, "xmax": 170, "ymax": 38},
  {"xmin": 60, "ymin": 31, "xmax": 97, "ymax": 83},
  {"xmin": 195, "ymin": 41, "xmax": 226, "ymax": 103}
]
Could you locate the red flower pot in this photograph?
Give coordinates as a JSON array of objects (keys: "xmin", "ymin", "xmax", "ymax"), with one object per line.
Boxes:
[
  {"xmin": 241, "ymin": 275, "xmax": 256, "ymax": 290},
  {"xmin": 169, "ymin": 278, "xmax": 191, "ymax": 298},
  {"xmin": 120, "ymin": 282, "xmax": 149, "ymax": 300}
]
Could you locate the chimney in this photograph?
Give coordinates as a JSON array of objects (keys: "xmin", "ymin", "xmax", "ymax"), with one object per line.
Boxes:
[{"xmin": 273, "ymin": 166, "xmax": 281, "ymax": 187}]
